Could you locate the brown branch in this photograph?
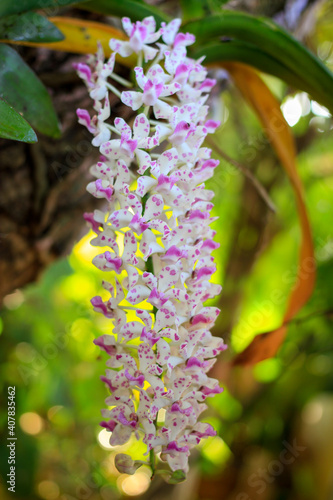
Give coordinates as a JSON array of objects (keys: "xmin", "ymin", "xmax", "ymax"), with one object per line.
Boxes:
[
  {"xmin": 206, "ymin": 137, "xmax": 277, "ymax": 213},
  {"xmin": 288, "ymin": 308, "xmax": 333, "ymax": 326}
]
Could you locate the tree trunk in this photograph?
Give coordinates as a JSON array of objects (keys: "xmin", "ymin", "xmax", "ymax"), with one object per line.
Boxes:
[{"xmin": 0, "ymin": 46, "xmax": 132, "ymax": 303}]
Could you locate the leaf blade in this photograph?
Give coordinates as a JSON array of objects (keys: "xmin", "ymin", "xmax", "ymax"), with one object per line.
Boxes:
[
  {"xmin": 0, "ymin": 12, "xmax": 65, "ymax": 43},
  {"xmin": 4, "ymin": 17, "xmax": 134, "ymax": 67},
  {"xmin": 0, "ymin": 0, "xmax": 89, "ymax": 18},
  {"xmin": 41, "ymin": 16, "xmax": 126, "ymax": 55},
  {"xmin": 0, "ymin": 97, "xmax": 37, "ymax": 143},
  {"xmin": 186, "ymin": 11, "xmax": 333, "ymax": 113},
  {"xmin": 0, "ymin": 44, "xmax": 61, "ymax": 137},
  {"xmin": 192, "ymin": 41, "xmax": 321, "ymax": 104},
  {"xmin": 78, "ymin": 0, "xmax": 170, "ymax": 24},
  {"xmin": 180, "ymin": 0, "xmax": 205, "ymax": 22}
]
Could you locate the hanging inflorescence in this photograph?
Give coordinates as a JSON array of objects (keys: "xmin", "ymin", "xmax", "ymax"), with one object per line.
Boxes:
[{"xmin": 75, "ymin": 15, "xmax": 226, "ymax": 478}]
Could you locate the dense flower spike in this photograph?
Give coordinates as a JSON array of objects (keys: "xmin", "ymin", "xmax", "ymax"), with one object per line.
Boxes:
[{"xmin": 76, "ymin": 16, "xmax": 226, "ymax": 478}]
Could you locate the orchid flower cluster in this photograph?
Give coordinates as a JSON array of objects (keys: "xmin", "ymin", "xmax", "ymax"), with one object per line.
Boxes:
[{"xmin": 75, "ymin": 15, "xmax": 226, "ymax": 478}]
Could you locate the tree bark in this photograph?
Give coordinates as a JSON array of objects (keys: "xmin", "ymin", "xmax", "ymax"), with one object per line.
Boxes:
[{"xmin": 0, "ymin": 46, "xmax": 132, "ymax": 303}]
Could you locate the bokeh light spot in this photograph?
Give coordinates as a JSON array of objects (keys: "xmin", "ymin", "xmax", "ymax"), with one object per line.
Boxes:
[
  {"xmin": 302, "ymin": 401, "xmax": 324, "ymax": 425},
  {"xmin": 60, "ymin": 273, "xmax": 96, "ymax": 302},
  {"xmin": 117, "ymin": 469, "xmax": 150, "ymax": 496},
  {"xmin": 37, "ymin": 480, "xmax": 60, "ymax": 500},
  {"xmin": 20, "ymin": 412, "xmax": 44, "ymax": 435},
  {"xmin": 254, "ymin": 358, "xmax": 281, "ymax": 383},
  {"xmin": 3, "ymin": 289, "xmax": 24, "ymax": 310},
  {"xmin": 281, "ymin": 95, "xmax": 303, "ymax": 126},
  {"xmin": 311, "ymin": 101, "xmax": 331, "ymax": 118},
  {"xmin": 98, "ymin": 428, "xmax": 114, "ymax": 450},
  {"xmin": 201, "ymin": 436, "xmax": 231, "ymax": 465},
  {"xmin": 15, "ymin": 342, "xmax": 36, "ymax": 363}
]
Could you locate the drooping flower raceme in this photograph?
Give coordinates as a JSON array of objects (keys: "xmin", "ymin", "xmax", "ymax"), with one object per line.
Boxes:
[{"xmin": 75, "ymin": 15, "xmax": 227, "ymax": 478}]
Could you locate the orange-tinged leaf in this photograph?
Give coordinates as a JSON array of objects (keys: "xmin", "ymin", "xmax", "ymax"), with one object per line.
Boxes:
[
  {"xmin": 1, "ymin": 17, "xmax": 134, "ymax": 66},
  {"xmin": 222, "ymin": 63, "xmax": 316, "ymax": 366}
]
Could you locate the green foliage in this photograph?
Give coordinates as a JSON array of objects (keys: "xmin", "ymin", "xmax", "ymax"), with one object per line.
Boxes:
[
  {"xmin": 0, "ymin": 12, "xmax": 65, "ymax": 43},
  {"xmin": 0, "ymin": 83, "xmax": 332, "ymax": 499},
  {"xmin": 186, "ymin": 11, "xmax": 333, "ymax": 113},
  {"xmin": 179, "ymin": 0, "xmax": 206, "ymax": 21},
  {"xmin": 0, "ymin": 44, "xmax": 61, "ymax": 137},
  {"xmin": 0, "ymin": 96, "xmax": 37, "ymax": 142},
  {"xmin": 79, "ymin": 0, "xmax": 170, "ymax": 23},
  {"xmin": 164, "ymin": 469, "xmax": 187, "ymax": 484},
  {"xmin": 0, "ymin": 3, "xmax": 332, "ymax": 498},
  {"xmin": 0, "ymin": 0, "xmax": 88, "ymax": 18},
  {"xmin": 193, "ymin": 41, "xmax": 316, "ymax": 98},
  {"xmin": 0, "ymin": 0, "xmax": 332, "ymax": 147}
]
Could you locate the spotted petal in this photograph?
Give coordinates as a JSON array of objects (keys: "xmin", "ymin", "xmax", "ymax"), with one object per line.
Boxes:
[
  {"xmin": 126, "ymin": 285, "xmax": 150, "ymax": 305},
  {"xmin": 121, "ymin": 91, "xmax": 143, "ymax": 111},
  {"xmin": 144, "ymin": 194, "xmax": 164, "ymax": 220}
]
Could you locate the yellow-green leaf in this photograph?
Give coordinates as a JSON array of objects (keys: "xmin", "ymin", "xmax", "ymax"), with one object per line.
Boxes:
[{"xmin": 5, "ymin": 17, "xmax": 134, "ymax": 67}]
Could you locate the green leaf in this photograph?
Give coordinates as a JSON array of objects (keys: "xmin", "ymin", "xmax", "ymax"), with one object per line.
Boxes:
[
  {"xmin": 192, "ymin": 41, "xmax": 331, "ymax": 110},
  {"xmin": 180, "ymin": 0, "xmax": 205, "ymax": 21},
  {"xmin": 78, "ymin": 0, "xmax": 170, "ymax": 24},
  {"xmin": 185, "ymin": 11, "xmax": 333, "ymax": 113},
  {"xmin": 0, "ymin": 44, "xmax": 61, "ymax": 137},
  {"xmin": 0, "ymin": 12, "xmax": 64, "ymax": 43},
  {"xmin": 157, "ymin": 468, "xmax": 187, "ymax": 483},
  {"xmin": 205, "ymin": 0, "xmax": 230, "ymax": 13},
  {"xmin": 181, "ymin": 0, "xmax": 230, "ymax": 19},
  {"xmin": 0, "ymin": 0, "xmax": 89, "ymax": 18},
  {"xmin": 114, "ymin": 454, "xmax": 145, "ymax": 474},
  {"xmin": 166, "ymin": 469, "xmax": 187, "ymax": 484},
  {"xmin": 0, "ymin": 97, "xmax": 37, "ymax": 142}
]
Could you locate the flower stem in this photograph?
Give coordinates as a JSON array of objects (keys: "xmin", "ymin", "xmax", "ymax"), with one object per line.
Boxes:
[
  {"xmin": 120, "ymin": 305, "xmax": 152, "ymax": 311},
  {"xmin": 109, "ymin": 72, "xmax": 133, "ymax": 88},
  {"xmin": 146, "ymin": 240, "xmax": 158, "ymax": 476},
  {"xmin": 137, "ymin": 51, "xmax": 143, "ymax": 68},
  {"xmin": 105, "ymin": 123, "xmax": 121, "ymax": 135},
  {"xmin": 149, "ymin": 447, "xmax": 156, "ymax": 478},
  {"xmin": 105, "ymin": 82, "xmax": 122, "ymax": 99}
]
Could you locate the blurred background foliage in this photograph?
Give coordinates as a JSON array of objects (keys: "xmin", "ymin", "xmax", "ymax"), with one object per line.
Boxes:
[{"xmin": 1, "ymin": 0, "xmax": 333, "ymax": 499}]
